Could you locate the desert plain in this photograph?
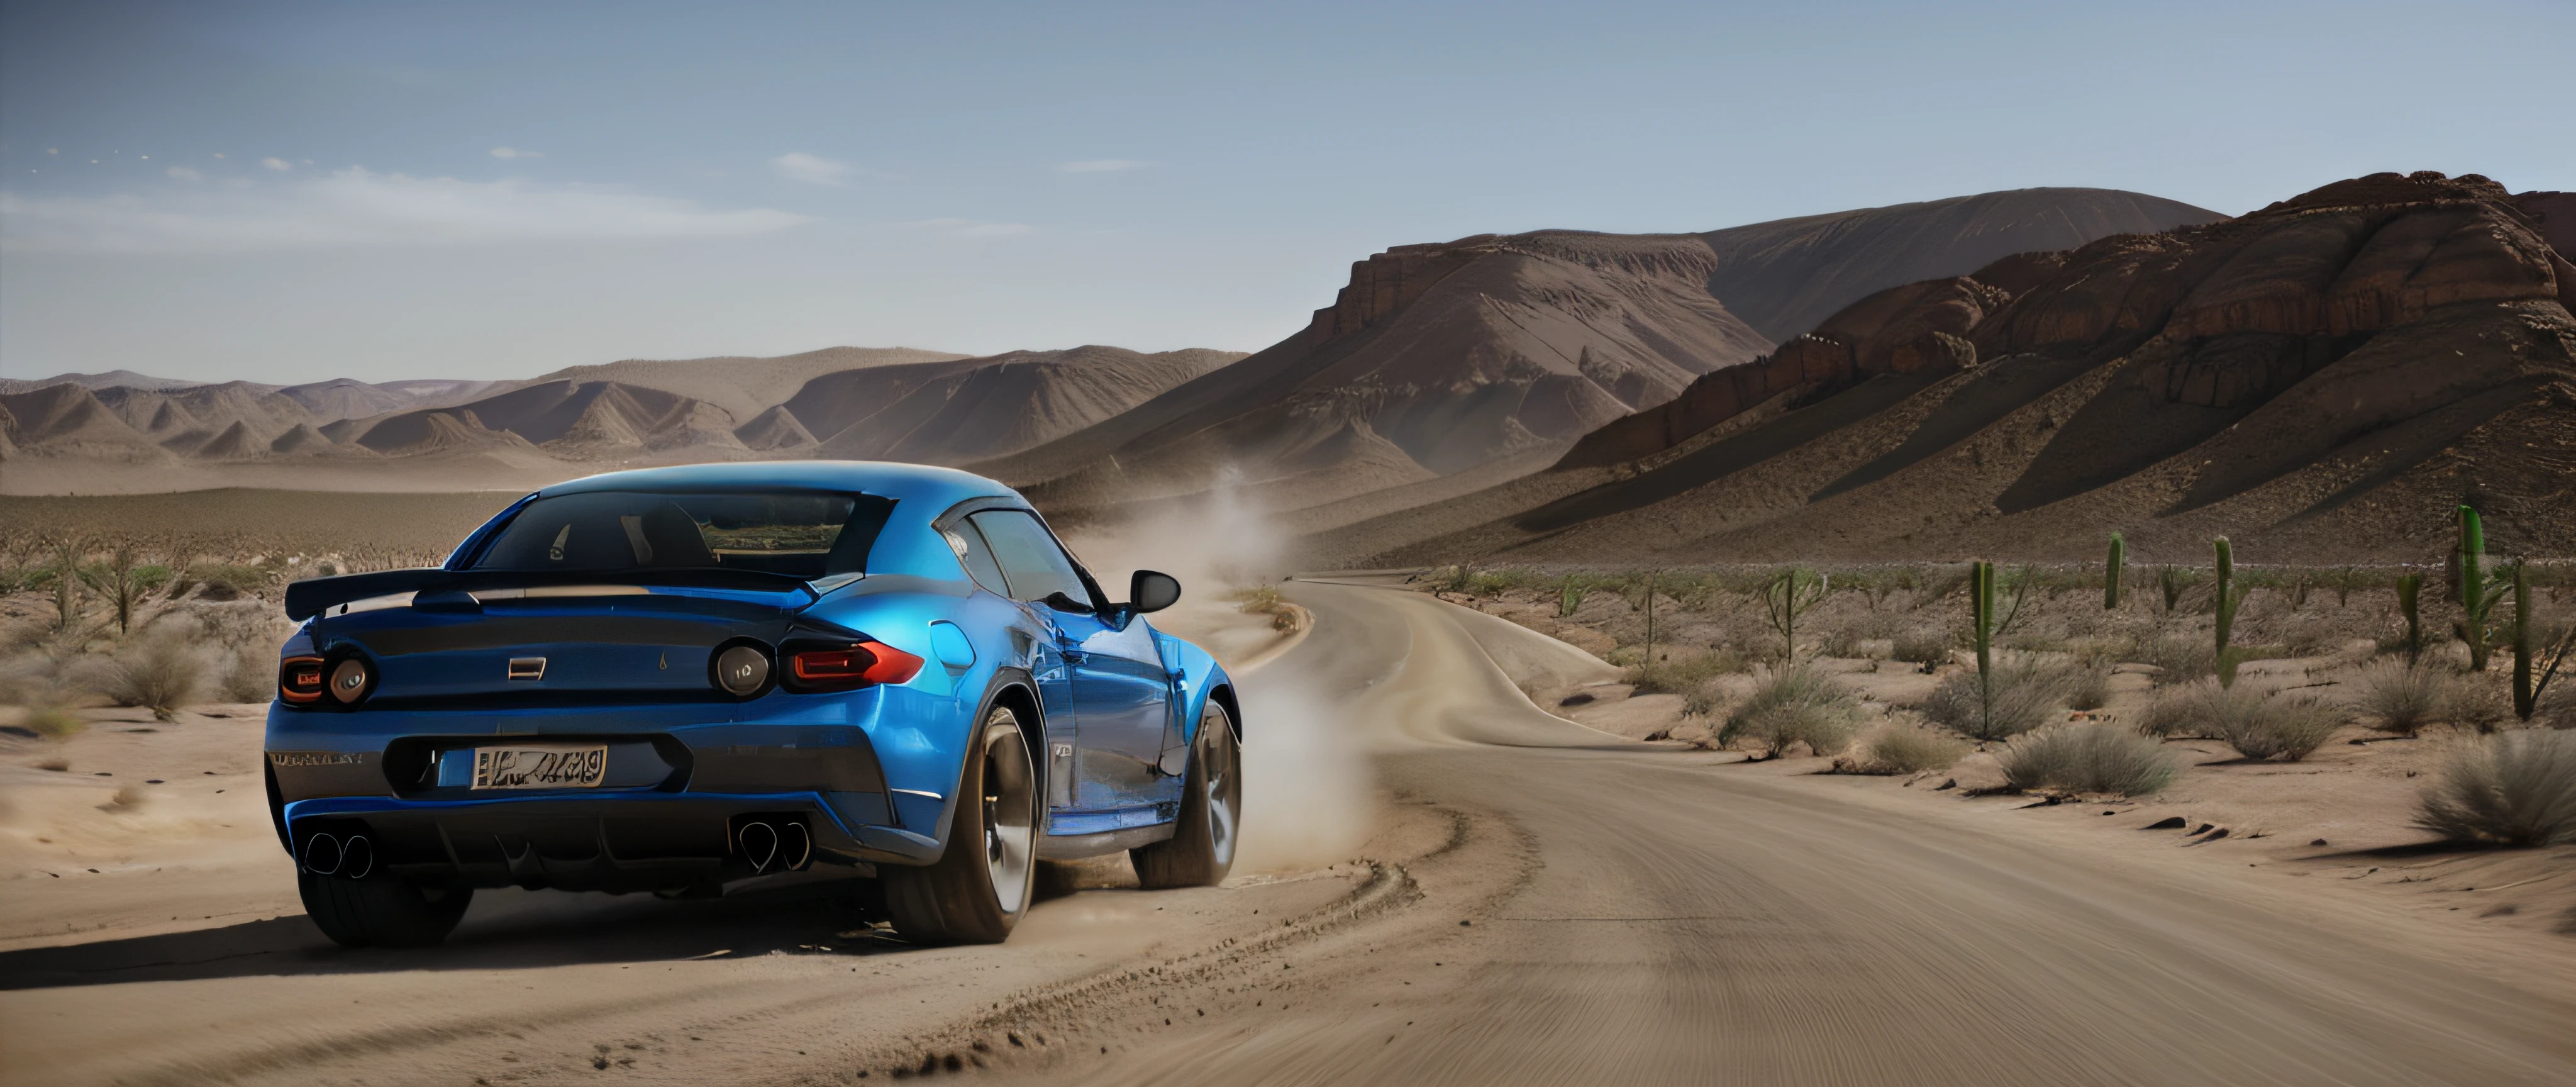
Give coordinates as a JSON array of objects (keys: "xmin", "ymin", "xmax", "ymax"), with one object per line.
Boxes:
[{"xmin": 4, "ymin": 169, "xmax": 2576, "ymax": 1084}]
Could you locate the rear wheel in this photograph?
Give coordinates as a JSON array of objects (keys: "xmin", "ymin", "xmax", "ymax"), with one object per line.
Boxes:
[
  {"xmin": 884, "ymin": 706, "xmax": 1037, "ymax": 944},
  {"xmin": 299, "ymin": 870, "xmax": 473, "ymax": 948},
  {"xmin": 1132, "ymin": 700, "xmax": 1240, "ymax": 888}
]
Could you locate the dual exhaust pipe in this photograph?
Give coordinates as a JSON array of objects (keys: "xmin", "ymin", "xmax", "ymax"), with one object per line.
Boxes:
[
  {"xmin": 736, "ymin": 820, "xmax": 811, "ymax": 874},
  {"xmin": 303, "ymin": 820, "xmax": 811, "ymax": 879},
  {"xmin": 302, "ymin": 832, "xmax": 375, "ymax": 879}
]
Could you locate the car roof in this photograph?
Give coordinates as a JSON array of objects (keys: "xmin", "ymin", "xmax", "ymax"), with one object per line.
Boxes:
[{"xmin": 537, "ymin": 460, "xmax": 1021, "ymax": 509}]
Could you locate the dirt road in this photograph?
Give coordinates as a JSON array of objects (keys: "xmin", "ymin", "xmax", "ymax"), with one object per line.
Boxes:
[{"xmin": 6, "ymin": 581, "xmax": 2574, "ymax": 1085}]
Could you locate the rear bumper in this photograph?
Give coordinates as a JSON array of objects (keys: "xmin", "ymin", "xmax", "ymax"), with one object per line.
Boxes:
[
  {"xmin": 267, "ymin": 689, "xmax": 964, "ymax": 892},
  {"xmin": 284, "ymin": 791, "xmax": 940, "ymax": 893}
]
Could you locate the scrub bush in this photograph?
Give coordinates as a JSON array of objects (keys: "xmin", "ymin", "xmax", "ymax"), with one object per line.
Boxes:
[
  {"xmin": 1890, "ymin": 632, "xmax": 1951, "ymax": 668},
  {"xmin": 2152, "ymin": 680, "xmax": 2348, "ymax": 760},
  {"xmin": 1920, "ymin": 658, "xmax": 2069, "ymax": 741},
  {"xmin": 2414, "ymin": 730, "xmax": 2576, "ymax": 846},
  {"xmin": 1854, "ymin": 721, "xmax": 1970, "ymax": 774},
  {"xmin": 79, "ymin": 629, "xmax": 210, "ymax": 720},
  {"xmin": 1718, "ymin": 664, "xmax": 1865, "ymax": 757},
  {"xmin": 2060, "ymin": 666, "xmax": 2113, "ymax": 712},
  {"xmin": 2355, "ymin": 661, "xmax": 2477, "ymax": 736},
  {"xmin": 1629, "ymin": 650, "xmax": 1745, "ymax": 694},
  {"xmin": 1997, "ymin": 723, "xmax": 2178, "ymax": 796},
  {"xmin": 218, "ymin": 644, "xmax": 277, "ymax": 703}
]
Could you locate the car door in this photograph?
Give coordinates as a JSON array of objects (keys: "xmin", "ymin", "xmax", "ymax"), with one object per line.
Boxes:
[
  {"xmin": 943, "ymin": 515, "xmax": 1079, "ymax": 811},
  {"xmin": 964, "ymin": 510, "xmax": 1177, "ymax": 815}
]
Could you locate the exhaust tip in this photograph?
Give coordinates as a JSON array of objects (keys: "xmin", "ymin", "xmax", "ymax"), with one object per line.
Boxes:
[
  {"xmin": 341, "ymin": 835, "xmax": 374, "ymax": 880},
  {"xmin": 303, "ymin": 832, "xmax": 343, "ymax": 876},
  {"xmin": 740, "ymin": 822, "xmax": 779, "ymax": 874},
  {"xmin": 779, "ymin": 822, "xmax": 811, "ymax": 871}
]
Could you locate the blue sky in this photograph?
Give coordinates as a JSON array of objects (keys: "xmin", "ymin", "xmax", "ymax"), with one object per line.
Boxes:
[{"xmin": 3, "ymin": 0, "xmax": 2569, "ymax": 386}]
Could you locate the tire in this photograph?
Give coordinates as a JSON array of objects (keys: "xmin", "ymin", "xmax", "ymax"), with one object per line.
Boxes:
[
  {"xmin": 884, "ymin": 705, "xmax": 1038, "ymax": 945},
  {"xmin": 299, "ymin": 869, "xmax": 473, "ymax": 949},
  {"xmin": 1132, "ymin": 700, "xmax": 1240, "ymax": 889}
]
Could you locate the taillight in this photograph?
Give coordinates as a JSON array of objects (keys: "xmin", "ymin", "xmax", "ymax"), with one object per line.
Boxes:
[
  {"xmin": 279, "ymin": 655, "xmax": 326, "ymax": 703},
  {"xmin": 786, "ymin": 640, "xmax": 924, "ymax": 692}
]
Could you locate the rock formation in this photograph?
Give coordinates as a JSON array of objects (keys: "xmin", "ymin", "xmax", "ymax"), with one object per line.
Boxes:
[{"xmin": 1327, "ymin": 172, "xmax": 2576, "ymax": 564}]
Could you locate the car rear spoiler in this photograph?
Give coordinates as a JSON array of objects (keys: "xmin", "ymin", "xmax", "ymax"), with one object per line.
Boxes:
[{"xmin": 284, "ymin": 567, "xmax": 821, "ymax": 621}]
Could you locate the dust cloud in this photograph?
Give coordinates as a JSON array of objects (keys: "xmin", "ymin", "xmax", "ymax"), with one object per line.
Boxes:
[{"xmin": 1062, "ymin": 474, "xmax": 1376, "ymax": 874}]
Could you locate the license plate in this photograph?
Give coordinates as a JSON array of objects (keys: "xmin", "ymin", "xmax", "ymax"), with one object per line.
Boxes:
[{"xmin": 470, "ymin": 745, "xmax": 608, "ymax": 789}]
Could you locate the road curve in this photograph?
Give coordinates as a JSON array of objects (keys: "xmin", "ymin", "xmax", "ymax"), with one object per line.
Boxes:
[
  {"xmin": 5, "ymin": 581, "xmax": 2573, "ymax": 1086},
  {"xmin": 987, "ymin": 580, "xmax": 2576, "ymax": 1087}
]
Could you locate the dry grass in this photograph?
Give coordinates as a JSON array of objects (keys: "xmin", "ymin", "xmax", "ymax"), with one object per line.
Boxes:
[
  {"xmin": 2135, "ymin": 637, "xmax": 2216, "ymax": 685},
  {"xmin": 2354, "ymin": 661, "xmax": 2484, "ymax": 736},
  {"xmin": 77, "ymin": 628, "xmax": 211, "ymax": 720},
  {"xmin": 21, "ymin": 704, "xmax": 85, "ymax": 741},
  {"xmin": 1921, "ymin": 659, "xmax": 2069, "ymax": 741},
  {"xmin": 2414, "ymin": 730, "xmax": 2576, "ymax": 846},
  {"xmin": 1629, "ymin": 650, "xmax": 1746, "ymax": 696},
  {"xmin": 1851, "ymin": 720, "xmax": 1970, "ymax": 774},
  {"xmin": 217, "ymin": 644, "xmax": 277, "ymax": 703},
  {"xmin": 1890, "ymin": 632, "xmax": 1950, "ymax": 668},
  {"xmin": 1997, "ymin": 723, "xmax": 2179, "ymax": 796},
  {"xmin": 1718, "ymin": 664, "xmax": 1866, "ymax": 757},
  {"xmin": 2150, "ymin": 680, "xmax": 2348, "ymax": 760},
  {"xmin": 2060, "ymin": 665, "xmax": 2112, "ymax": 712}
]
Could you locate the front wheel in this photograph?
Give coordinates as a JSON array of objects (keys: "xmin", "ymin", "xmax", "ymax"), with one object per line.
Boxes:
[
  {"xmin": 884, "ymin": 706, "xmax": 1038, "ymax": 944},
  {"xmin": 299, "ymin": 870, "xmax": 473, "ymax": 948},
  {"xmin": 1133, "ymin": 700, "xmax": 1240, "ymax": 888}
]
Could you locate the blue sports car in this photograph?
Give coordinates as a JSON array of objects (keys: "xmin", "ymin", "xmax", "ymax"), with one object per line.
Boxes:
[{"xmin": 265, "ymin": 461, "xmax": 1241, "ymax": 947}]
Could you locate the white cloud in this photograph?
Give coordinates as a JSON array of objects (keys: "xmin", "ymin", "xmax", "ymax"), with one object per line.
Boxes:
[
  {"xmin": 1058, "ymin": 159, "xmax": 1145, "ymax": 173},
  {"xmin": 164, "ymin": 166, "xmax": 203, "ymax": 181},
  {"xmin": 490, "ymin": 147, "xmax": 541, "ymax": 159},
  {"xmin": 262, "ymin": 157, "xmax": 291, "ymax": 171},
  {"xmin": 915, "ymin": 218, "xmax": 1037, "ymax": 238},
  {"xmin": 0, "ymin": 167, "xmax": 808, "ymax": 253},
  {"xmin": 770, "ymin": 152, "xmax": 851, "ymax": 186}
]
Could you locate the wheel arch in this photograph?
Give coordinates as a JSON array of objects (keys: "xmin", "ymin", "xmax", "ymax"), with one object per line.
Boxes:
[
  {"xmin": 984, "ymin": 675, "xmax": 1048, "ymax": 803},
  {"xmin": 1206, "ymin": 682, "xmax": 1243, "ymax": 743}
]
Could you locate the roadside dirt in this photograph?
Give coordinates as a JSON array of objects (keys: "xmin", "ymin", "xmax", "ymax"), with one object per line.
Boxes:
[{"xmin": 4, "ymin": 582, "xmax": 2573, "ymax": 1086}]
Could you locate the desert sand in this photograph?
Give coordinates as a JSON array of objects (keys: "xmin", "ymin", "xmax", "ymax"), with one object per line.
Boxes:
[{"xmin": 4, "ymin": 581, "xmax": 2569, "ymax": 1086}]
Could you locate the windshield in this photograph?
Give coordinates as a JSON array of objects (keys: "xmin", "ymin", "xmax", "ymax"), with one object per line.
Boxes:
[{"xmin": 470, "ymin": 491, "xmax": 894, "ymax": 578}]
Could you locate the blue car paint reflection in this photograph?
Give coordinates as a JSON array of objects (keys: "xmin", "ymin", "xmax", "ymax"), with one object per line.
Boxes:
[{"xmin": 264, "ymin": 460, "xmax": 1236, "ymax": 893}]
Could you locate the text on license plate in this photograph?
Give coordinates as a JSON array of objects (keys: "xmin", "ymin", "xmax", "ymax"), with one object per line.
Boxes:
[{"xmin": 472, "ymin": 745, "xmax": 608, "ymax": 789}]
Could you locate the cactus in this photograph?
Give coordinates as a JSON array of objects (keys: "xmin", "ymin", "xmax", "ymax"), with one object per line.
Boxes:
[
  {"xmin": 1762, "ymin": 567, "xmax": 1826, "ymax": 662},
  {"xmin": 2398, "ymin": 572, "xmax": 2424, "ymax": 664},
  {"xmin": 2213, "ymin": 537, "xmax": 2239, "ymax": 688},
  {"xmin": 1644, "ymin": 571, "xmax": 1659, "ymax": 667},
  {"xmin": 2104, "ymin": 533, "xmax": 2126, "ymax": 610},
  {"xmin": 1557, "ymin": 575, "xmax": 1588, "ymax": 619},
  {"xmin": 2158, "ymin": 566, "xmax": 2199, "ymax": 613},
  {"xmin": 2455, "ymin": 505, "xmax": 2506, "ymax": 671}
]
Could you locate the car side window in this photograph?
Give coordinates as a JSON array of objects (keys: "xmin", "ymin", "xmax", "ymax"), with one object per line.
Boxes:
[
  {"xmin": 943, "ymin": 523, "xmax": 1009, "ymax": 595},
  {"xmin": 967, "ymin": 510, "xmax": 1091, "ymax": 608}
]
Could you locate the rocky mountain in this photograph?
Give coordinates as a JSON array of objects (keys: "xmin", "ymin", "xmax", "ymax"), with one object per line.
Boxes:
[
  {"xmin": 786, "ymin": 347, "xmax": 1243, "ymax": 464},
  {"xmin": 1319, "ymin": 173, "xmax": 2576, "ymax": 566},
  {"xmin": 1, "ymin": 344, "xmax": 1240, "ymax": 493},
  {"xmin": 529, "ymin": 346, "xmax": 968, "ymax": 421},
  {"xmin": 1697, "ymin": 187, "xmax": 2222, "ymax": 342},
  {"xmin": 977, "ymin": 189, "xmax": 2219, "ymax": 520},
  {"xmin": 972, "ymin": 233, "xmax": 1773, "ymax": 516}
]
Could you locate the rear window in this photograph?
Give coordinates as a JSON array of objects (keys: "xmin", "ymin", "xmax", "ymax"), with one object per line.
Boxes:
[{"xmin": 470, "ymin": 491, "xmax": 894, "ymax": 578}]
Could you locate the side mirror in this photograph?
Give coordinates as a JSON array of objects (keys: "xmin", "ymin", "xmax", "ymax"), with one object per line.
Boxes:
[{"xmin": 1130, "ymin": 570, "xmax": 1182, "ymax": 614}]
